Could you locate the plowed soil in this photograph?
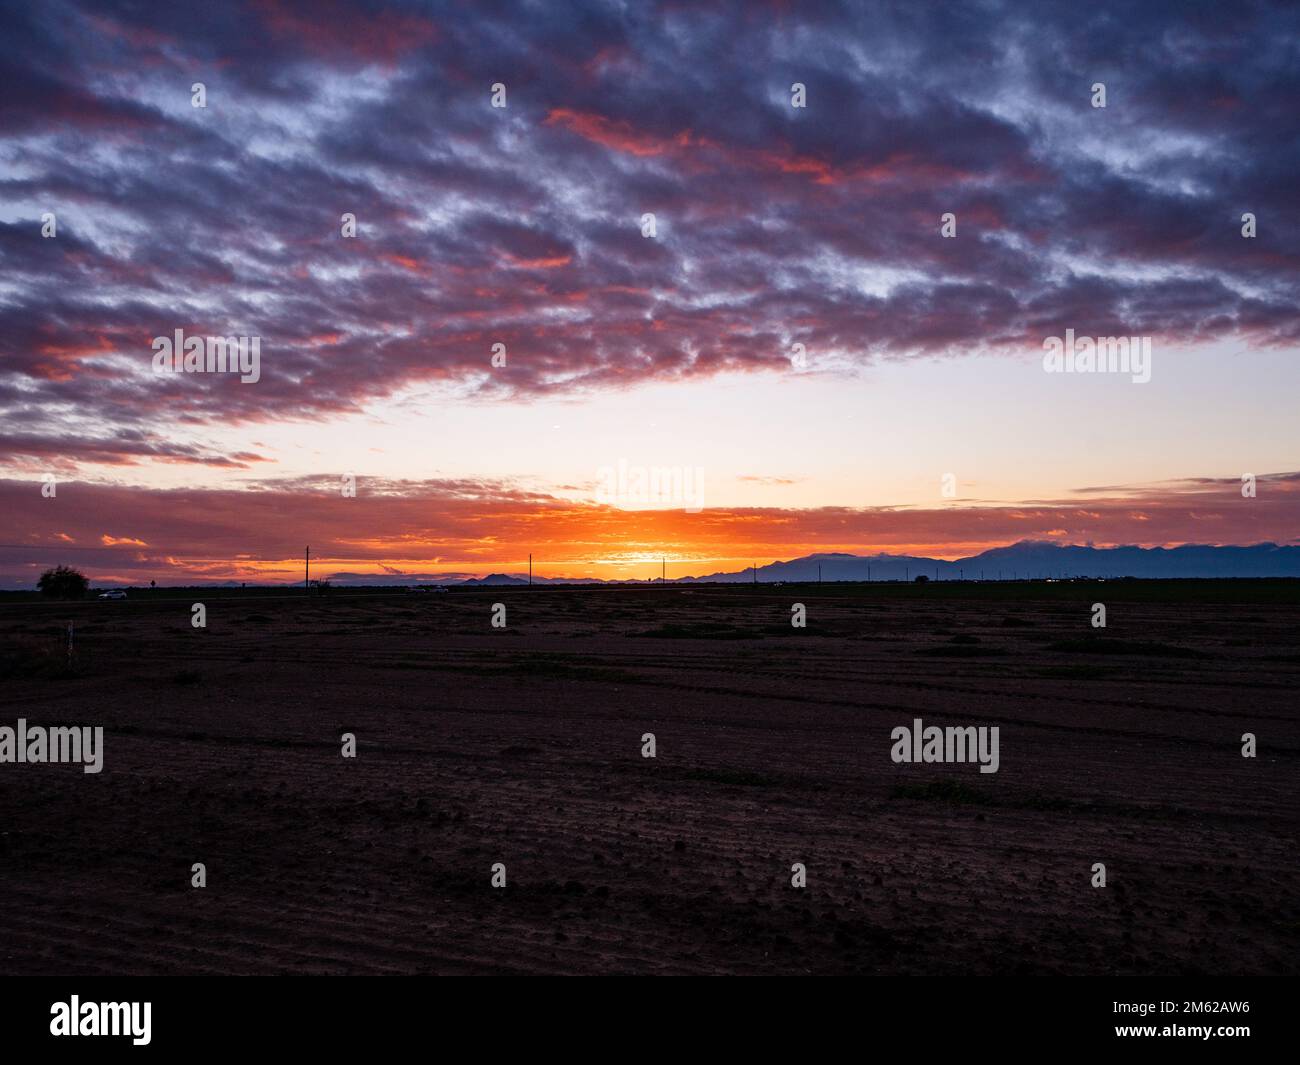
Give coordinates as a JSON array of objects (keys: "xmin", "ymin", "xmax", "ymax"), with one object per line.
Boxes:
[{"xmin": 1, "ymin": 582, "xmax": 1296, "ymax": 975}]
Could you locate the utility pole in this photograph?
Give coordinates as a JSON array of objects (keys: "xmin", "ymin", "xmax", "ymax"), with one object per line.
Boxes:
[
  {"xmin": 305, "ymin": 546, "xmax": 310, "ymax": 593},
  {"xmin": 529, "ymin": 554, "xmax": 532, "ymax": 586},
  {"xmin": 752, "ymin": 563, "xmax": 757, "ymax": 586},
  {"xmin": 818, "ymin": 563, "xmax": 821, "ymax": 585},
  {"xmin": 662, "ymin": 557, "xmax": 666, "ymax": 584}
]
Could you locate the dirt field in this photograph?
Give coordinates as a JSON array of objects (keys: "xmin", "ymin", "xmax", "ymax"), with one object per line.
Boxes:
[{"xmin": 1, "ymin": 582, "xmax": 1296, "ymax": 975}]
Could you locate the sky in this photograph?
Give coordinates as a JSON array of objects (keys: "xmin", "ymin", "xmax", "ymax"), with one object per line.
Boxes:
[{"xmin": 1, "ymin": 0, "xmax": 1298, "ymax": 585}]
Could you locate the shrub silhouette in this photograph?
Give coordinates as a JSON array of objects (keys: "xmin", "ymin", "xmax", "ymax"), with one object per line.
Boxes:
[{"xmin": 37, "ymin": 565, "xmax": 88, "ymax": 600}]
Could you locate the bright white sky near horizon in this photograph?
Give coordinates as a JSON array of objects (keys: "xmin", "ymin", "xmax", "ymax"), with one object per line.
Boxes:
[{"xmin": 113, "ymin": 340, "xmax": 1299, "ymax": 509}]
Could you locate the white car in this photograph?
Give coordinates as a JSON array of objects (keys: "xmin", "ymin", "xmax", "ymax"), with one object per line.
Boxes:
[{"xmin": 97, "ymin": 589, "xmax": 128, "ymax": 600}]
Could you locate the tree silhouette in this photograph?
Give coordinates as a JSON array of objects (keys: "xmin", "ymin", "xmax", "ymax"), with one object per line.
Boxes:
[{"xmin": 37, "ymin": 565, "xmax": 88, "ymax": 599}]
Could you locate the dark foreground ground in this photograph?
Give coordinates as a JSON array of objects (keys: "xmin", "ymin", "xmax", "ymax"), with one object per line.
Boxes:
[{"xmin": 0, "ymin": 581, "xmax": 1296, "ymax": 975}]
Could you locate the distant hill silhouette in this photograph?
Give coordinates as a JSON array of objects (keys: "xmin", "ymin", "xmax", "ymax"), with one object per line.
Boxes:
[
  {"xmin": 678, "ymin": 542, "xmax": 1300, "ymax": 582},
  {"xmin": 462, "ymin": 573, "xmax": 530, "ymax": 586},
  {"xmin": 321, "ymin": 541, "xmax": 1300, "ymax": 587}
]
